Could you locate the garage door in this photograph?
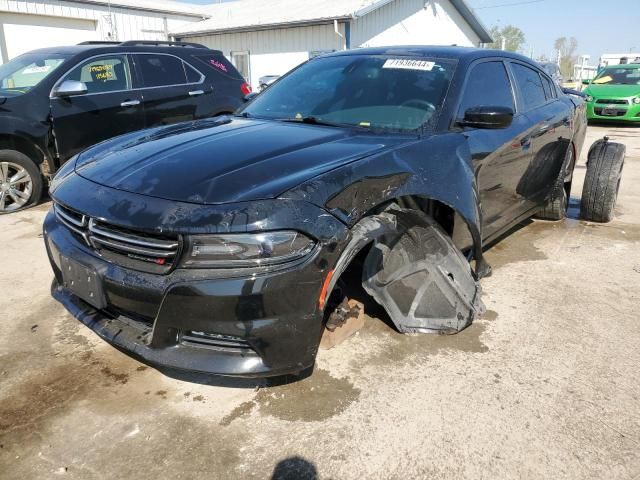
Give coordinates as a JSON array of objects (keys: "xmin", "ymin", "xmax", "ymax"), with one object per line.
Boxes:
[{"xmin": 0, "ymin": 13, "xmax": 97, "ymax": 61}]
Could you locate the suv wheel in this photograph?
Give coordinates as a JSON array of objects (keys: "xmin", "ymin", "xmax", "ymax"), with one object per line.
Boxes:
[{"xmin": 0, "ymin": 150, "xmax": 43, "ymax": 214}]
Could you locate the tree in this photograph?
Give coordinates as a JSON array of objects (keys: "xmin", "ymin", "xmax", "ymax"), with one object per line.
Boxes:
[
  {"xmin": 554, "ymin": 36, "xmax": 578, "ymax": 78},
  {"xmin": 487, "ymin": 25, "xmax": 525, "ymax": 52}
]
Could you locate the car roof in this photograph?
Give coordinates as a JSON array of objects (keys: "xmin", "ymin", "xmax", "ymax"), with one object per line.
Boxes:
[
  {"xmin": 325, "ymin": 45, "xmax": 539, "ymax": 66},
  {"xmin": 22, "ymin": 42, "xmax": 222, "ymax": 57}
]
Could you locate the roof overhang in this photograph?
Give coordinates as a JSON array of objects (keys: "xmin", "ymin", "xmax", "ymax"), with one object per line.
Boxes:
[
  {"xmin": 75, "ymin": 0, "xmax": 210, "ymax": 18},
  {"xmin": 175, "ymin": 16, "xmax": 354, "ymax": 37},
  {"xmin": 449, "ymin": 0, "xmax": 493, "ymax": 44},
  {"xmin": 174, "ymin": 0, "xmax": 492, "ymax": 43}
]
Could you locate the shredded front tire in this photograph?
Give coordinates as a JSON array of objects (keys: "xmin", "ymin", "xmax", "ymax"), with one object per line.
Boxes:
[{"xmin": 580, "ymin": 139, "xmax": 625, "ymax": 223}]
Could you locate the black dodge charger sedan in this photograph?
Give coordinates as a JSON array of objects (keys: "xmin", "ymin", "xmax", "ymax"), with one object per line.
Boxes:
[{"xmin": 44, "ymin": 47, "xmax": 588, "ymax": 377}]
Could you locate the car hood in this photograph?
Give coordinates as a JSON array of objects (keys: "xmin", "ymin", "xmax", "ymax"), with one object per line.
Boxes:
[
  {"xmin": 74, "ymin": 117, "xmax": 411, "ymax": 204},
  {"xmin": 585, "ymin": 83, "xmax": 640, "ymax": 98}
]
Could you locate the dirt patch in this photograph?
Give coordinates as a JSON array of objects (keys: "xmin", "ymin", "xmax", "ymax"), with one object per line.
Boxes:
[
  {"xmin": 484, "ymin": 230, "xmax": 548, "ymax": 269},
  {"xmin": 354, "ymin": 317, "xmax": 489, "ymax": 370},
  {"xmin": 101, "ymin": 367, "xmax": 129, "ymax": 385},
  {"xmin": 483, "ymin": 310, "xmax": 499, "ymax": 322},
  {"xmin": 220, "ymin": 368, "xmax": 361, "ymax": 426}
]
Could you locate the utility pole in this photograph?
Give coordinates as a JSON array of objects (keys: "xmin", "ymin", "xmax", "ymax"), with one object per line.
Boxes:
[{"xmin": 501, "ymin": 37, "xmax": 506, "ymax": 51}]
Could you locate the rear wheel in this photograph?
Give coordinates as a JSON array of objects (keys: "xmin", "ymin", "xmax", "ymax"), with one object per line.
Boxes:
[
  {"xmin": 580, "ymin": 139, "xmax": 625, "ymax": 223},
  {"xmin": 536, "ymin": 146, "xmax": 573, "ymax": 221},
  {"xmin": 0, "ymin": 150, "xmax": 43, "ymax": 214}
]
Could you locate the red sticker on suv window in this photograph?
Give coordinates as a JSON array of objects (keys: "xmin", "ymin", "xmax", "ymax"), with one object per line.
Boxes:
[{"xmin": 209, "ymin": 59, "xmax": 228, "ymax": 73}]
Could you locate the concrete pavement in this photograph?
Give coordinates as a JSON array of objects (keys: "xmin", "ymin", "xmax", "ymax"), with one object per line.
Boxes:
[{"xmin": 1, "ymin": 123, "xmax": 639, "ymax": 480}]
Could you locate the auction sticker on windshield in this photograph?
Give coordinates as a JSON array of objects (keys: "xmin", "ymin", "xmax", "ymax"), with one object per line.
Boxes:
[{"xmin": 383, "ymin": 59, "xmax": 435, "ymax": 71}]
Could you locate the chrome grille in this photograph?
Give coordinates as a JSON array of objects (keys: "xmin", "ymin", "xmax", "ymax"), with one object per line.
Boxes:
[{"xmin": 54, "ymin": 203, "xmax": 180, "ymax": 271}]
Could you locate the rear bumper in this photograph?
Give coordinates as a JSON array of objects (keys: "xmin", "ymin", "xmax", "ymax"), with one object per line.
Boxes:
[
  {"xmin": 44, "ymin": 208, "xmax": 339, "ymax": 377},
  {"xmin": 586, "ymin": 102, "xmax": 640, "ymax": 122}
]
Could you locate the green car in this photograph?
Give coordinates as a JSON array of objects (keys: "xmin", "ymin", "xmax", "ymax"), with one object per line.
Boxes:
[{"xmin": 583, "ymin": 64, "xmax": 640, "ymax": 122}]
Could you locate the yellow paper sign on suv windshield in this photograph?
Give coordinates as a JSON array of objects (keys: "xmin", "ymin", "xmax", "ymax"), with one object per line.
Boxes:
[{"xmin": 593, "ymin": 75, "xmax": 612, "ymax": 84}]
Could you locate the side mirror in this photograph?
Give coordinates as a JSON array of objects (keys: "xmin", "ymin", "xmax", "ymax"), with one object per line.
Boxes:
[
  {"xmin": 53, "ymin": 80, "xmax": 88, "ymax": 97},
  {"xmin": 562, "ymin": 87, "xmax": 586, "ymax": 98},
  {"xmin": 243, "ymin": 92, "xmax": 259, "ymax": 102},
  {"xmin": 582, "ymin": 79, "xmax": 591, "ymax": 85},
  {"xmin": 459, "ymin": 106, "xmax": 514, "ymax": 129}
]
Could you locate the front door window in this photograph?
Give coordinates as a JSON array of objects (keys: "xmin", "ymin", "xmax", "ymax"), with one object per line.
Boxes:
[{"xmin": 64, "ymin": 55, "xmax": 132, "ymax": 94}]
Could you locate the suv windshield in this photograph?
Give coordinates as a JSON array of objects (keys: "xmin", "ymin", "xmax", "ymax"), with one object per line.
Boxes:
[
  {"xmin": 0, "ymin": 53, "xmax": 69, "ymax": 96},
  {"xmin": 242, "ymin": 55, "xmax": 456, "ymax": 132},
  {"xmin": 592, "ymin": 66, "xmax": 640, "ymax": 86}
]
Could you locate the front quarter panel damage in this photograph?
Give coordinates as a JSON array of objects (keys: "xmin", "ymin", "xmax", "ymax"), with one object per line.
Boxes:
[{"xmin": 285, "ymin": 133, "xmax": 487, "ymax": 334}]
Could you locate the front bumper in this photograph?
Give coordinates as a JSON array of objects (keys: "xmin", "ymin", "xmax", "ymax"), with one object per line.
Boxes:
[
  {"xmin": 586, "ymin": 101, "xmax": 640, "ymax": 122},
  {"xmin": 44, "ymin": 176, "xmax": 349, "ymax": 377}
]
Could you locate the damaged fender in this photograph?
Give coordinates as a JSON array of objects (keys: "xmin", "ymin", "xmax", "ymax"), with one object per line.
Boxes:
[
  {"xmin": 285, "ymin": 133, "xmax": 492, "ymax": 279},
  {"xmin": 285, "ymin": 133, "xmax": 491, "ymax": 334}
]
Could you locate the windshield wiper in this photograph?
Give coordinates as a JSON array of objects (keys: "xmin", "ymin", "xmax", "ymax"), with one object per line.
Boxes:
[{"xmin": 279, "ymin": 116, "xmax": 357, "ymax": 129}]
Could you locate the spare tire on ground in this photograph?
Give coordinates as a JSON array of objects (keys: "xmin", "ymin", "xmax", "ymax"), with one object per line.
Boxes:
[{"xmin": 580, "ymin": 138, "xmax": 625, "ymax": 223}]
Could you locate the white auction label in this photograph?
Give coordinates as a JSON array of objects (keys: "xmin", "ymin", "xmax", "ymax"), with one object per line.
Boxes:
[
  {"xmin": 382, "ymin": 59, "xmax": 435, "ymax": 71},
  {"xmin": 23, "ymin": 66, "xmax": 51, "ymax": 74}
]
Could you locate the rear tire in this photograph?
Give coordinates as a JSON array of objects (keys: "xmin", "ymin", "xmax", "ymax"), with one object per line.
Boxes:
[
  {"xmin": 536, "ymin": 146, "xmax": 574, "ymax": 221},
  {"xmin": 580, "ymin": 139, "xmax": 625, "ymax": 223},
  {"xmin": 0, "ymin": 150, "xmax": 43, "ymax": 214}
]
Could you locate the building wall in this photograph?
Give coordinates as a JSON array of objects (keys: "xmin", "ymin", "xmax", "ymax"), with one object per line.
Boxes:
[
  {"xmin": 352, "ymin": 0, "xmax": 480, "ymax": 48},
  {"xmin": 184, "ymin": 23, "xmax": 347, "ymax": 88},
  {"xmin": 0, "ymin": 0, "xmax": 202, "ymax": 62},
  {"xmin": 181, "ymin": 0, "xmax": 482, "ymax": 88}
]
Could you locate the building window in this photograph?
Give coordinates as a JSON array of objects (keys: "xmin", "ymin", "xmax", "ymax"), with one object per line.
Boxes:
[{"xmin": 231, "ymin": 51, "xmax": 250, "ymax": 81}]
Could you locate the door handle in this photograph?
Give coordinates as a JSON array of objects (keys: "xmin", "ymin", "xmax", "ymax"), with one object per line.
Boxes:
[
  {"xmin": 188, "ymin": 90, "xmax": 205, "ymax": 97},
  {"xmin": 120, "ymin": 100, "xmax": 140, "ymax": 108}
]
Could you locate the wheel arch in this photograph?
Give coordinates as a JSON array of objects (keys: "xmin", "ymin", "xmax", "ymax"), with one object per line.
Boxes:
[
  {"xmin": 321, "ymin": 204, "xmax": 484, "ymax": 334},
  {"xmin": 321, "ymin": 194, "xmax": 484, "ymax": 315},
  {"xmin": 0, "ymin": 134, "xmax": 45, "ymax": 165}
]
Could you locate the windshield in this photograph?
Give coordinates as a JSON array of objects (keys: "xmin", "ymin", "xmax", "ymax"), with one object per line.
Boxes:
[
  {"xmin": 0, "ymin": 53, "xmax": 69, "ymax": 96},
  {"xmin": 242, "ymin": 55, "xmax": 456, "ymax": 132},
  {"xmin": 592, "ymin": 67, "xmax": 640, "ymax": 86}
]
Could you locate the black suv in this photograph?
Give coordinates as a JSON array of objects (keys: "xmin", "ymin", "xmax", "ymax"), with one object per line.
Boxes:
[{"xmin": 0, "ymin": 40, "xmax": 249, "ymax": 213}]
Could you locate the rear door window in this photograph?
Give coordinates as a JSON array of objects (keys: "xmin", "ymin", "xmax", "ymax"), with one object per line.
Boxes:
[
  {"xmin": 511, "ymin": 63, "xmax": 547, "ymax": 111},
  {"xmin": 541, "ymin": 75, "xmax": 556, "ymax": 100},
  {"xmin": 64, "ymin": 55, "xmax": 132, "ymax": 94},
  {"xmin": 185, "ymin": 63, "xmax": 204, "ymax": 83},
  {"xmin": 135, "ymin": 54, "xmax": 187, "ymax": 88},
  {"xmin": 458, "ymin": 61, "xmax": 515, "ymax": 118}
]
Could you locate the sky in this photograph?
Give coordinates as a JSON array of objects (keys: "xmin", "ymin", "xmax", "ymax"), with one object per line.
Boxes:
[
  {"xmin": 174, "ymin": 0, "xmax": 640, "ymax": 65},
  {"xmin": 466, "ymin": 0, "xmax": 639, "ymax": 64}
]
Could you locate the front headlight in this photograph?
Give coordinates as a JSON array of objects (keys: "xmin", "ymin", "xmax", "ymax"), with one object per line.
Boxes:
[
  {"xmin": 633, "ymin": 97, "xmax": 640, "ymax": 105},
  {"xmin": 182, "ymin": 231, "xmax": 316, "ymax": 268},
  {"xmin": 585, "ymin": 95, "xmax": 594, "ymax": 102}
]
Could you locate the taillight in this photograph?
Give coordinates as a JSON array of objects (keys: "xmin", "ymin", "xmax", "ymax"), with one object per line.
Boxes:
[{"xmin": 241, "ymin": 82, "xmax": 252, "ymax": 96}]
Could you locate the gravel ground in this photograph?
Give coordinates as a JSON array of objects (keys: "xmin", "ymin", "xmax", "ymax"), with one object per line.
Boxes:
[{"xmin": 1, "ymin": 123, "xmax": 639, "ymax": 480}]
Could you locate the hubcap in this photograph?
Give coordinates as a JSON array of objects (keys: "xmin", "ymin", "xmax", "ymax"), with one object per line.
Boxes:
[{"xmin": 0, "ymin": 161, "xmax": 33, "ymax": 212}]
